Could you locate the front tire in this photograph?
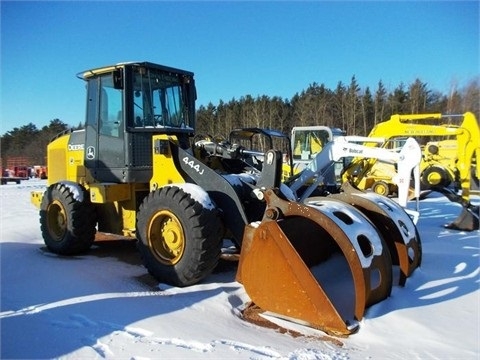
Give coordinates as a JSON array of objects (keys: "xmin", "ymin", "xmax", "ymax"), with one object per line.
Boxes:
[
  {"xmin": 40, "ymin": 183, "xmax": 96, "ymax": 254},
  {"xmin": 137, "ymin": 186, "xmax": 223, "ymax": 287}
]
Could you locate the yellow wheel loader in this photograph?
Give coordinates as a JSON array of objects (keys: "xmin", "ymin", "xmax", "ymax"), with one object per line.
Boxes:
[
  {"xmin": 31, "ymin": 62, "xmax": 422, "ymax": 336},
  {"xmin": 342, "ymin": 113, "xmax": 480, "ymax": 231}
]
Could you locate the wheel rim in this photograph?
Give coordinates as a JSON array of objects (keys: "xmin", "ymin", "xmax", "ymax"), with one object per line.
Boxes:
[
  {"xmin": 374, "ymin": 183, "xmax": 388, "ymax": 196},
  {"xmin": 426, "ymin": 171, "xmax": 442, "ymax": 185},
  {"xmin": 148, "ymin": 210, "xmax": 185, "ymax": 265},
  {"xmin": 47, "ymin": 200, "xmax": 68, "ymax": 241}
]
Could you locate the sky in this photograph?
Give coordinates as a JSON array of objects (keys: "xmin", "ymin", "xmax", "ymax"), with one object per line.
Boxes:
[{"xmin": 1, "ymin": 1, "xmax": 479, "ymax": 135}]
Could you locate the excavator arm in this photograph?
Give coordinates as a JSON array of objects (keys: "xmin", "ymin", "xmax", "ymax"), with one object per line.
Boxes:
[{"xmin": 287, "ymin": 136, "xmax": 421, "ymax": 209}]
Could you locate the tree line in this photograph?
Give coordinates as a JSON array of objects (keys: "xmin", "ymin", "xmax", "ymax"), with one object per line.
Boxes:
[
  {"xmin": 0, "ymin": 119, "xmax": 79, "ymax": 166},
  {"xmin": 196, "ymin": 77, "xmax": 480, "ymax": 139},
  {"xmin": 2, "ymin": 76, "xmax": 479, "ymax": 166}
]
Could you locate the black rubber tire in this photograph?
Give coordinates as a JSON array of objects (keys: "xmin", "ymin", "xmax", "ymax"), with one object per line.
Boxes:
[
  {"xmin": 136, "ymin": 186, "xmax": 223, "ymax": 287},
  {"xmin": 40, "ymin": 183, "xmax": 96, "ymax": 255},
  {"xmin": 372, "ymin": 180, "xmax": 390, "ymax": 196},
  {"xmin": 421, "ymin": 166, "xmax": 452, "ymax": 188},
  {"xmin": 415, "ymin": 227, "xmax": 423, "ymax": 267}
]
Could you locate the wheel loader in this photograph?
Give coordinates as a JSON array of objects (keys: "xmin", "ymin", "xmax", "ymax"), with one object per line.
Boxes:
[
  {"xmin": 342, "ymin": 113, "xmax": 480, "ymax": 231},
  {"xmin": 31, "ymin": 61, "xmax": 422, "ymax": 336}
]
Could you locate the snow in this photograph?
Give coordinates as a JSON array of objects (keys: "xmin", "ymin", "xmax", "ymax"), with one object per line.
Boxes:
[
  {"xmin": 175, "ymin": 183, "xmax": 216, "ymax": 210},
  {"xmin": 1, "ymin": 179, "xmax": 479, "ymax": 359}
]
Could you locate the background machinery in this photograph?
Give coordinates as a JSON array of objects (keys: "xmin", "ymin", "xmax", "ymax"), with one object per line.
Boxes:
[
  {"xmin": 31, "ymin": 61, "xmax": 422, "ymax": 336},
  {"xmin": 1, "ymin": 156, "xmax": 31, "ymax": 185},
  {"xmin": 227, "ymin": 127, "xmax": 294, "ymax": 180},
  {"xmin": 342, "ymin": 113, "xmax": 480, "ymax": 230},
  {"xmin": 290, "ymin": 126, "xmax": 346, "ymax": 191}
]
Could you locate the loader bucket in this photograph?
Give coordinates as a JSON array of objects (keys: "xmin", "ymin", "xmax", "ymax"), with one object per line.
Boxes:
[
  {"xmin": 326, "ymin": 182, "xmax": 422, "ymax": 287},
  {"xmin": 236, "ymin": 189, "xmax": 393, "ymax": 336}
]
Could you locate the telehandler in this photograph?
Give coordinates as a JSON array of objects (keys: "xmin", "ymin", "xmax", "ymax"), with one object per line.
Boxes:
[{"xmin": 31, "ymin": 61, "xmax": 422, "ymax": 336}]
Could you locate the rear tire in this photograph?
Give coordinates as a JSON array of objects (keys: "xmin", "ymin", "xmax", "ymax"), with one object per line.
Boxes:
[
  {"xmin": 372, "ymin": 181, "xmax": 390, "ymax": 196},
  {"xmin": 421, "ymin": 166, "xmax": 451, "ymax": 188},
  {"xmin": 137, "ymin": 186, "xmax": 223, "ymax": 287},
  {"xmin": 40, "ymin": 183, "xmax": 96, "ymax": 254}
]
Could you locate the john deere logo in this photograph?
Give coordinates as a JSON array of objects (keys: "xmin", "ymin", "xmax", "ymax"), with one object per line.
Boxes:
[
  {"xmin": 86, "ymin": 146, "xmax": 95, "ymax": 160},
  {"xmin": 68, "ymin": 144, "xmax": 84, "ymax": 151}
]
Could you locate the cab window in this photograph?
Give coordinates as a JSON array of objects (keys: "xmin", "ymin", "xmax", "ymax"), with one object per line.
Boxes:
[
  {"xmin": 98, "ymin": 74, "xmax": 122, "ymax": 137},
  {"xmin": 131, "ymin": 67, "xmax": 186, "ymax": 128}
]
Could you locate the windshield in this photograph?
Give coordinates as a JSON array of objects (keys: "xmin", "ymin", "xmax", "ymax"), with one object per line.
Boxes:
[
  {"xmin": 293, "ymin": 129, "xmax": 331, "ymax": 161},
  {"xmin": 131, "ymin": 67, "xmax": 190, "ymax": 129}
]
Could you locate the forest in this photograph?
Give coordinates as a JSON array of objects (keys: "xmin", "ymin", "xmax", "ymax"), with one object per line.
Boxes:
[{"xmin": 1, "ymin": 76, "xmax": 479, "ymax": 166}]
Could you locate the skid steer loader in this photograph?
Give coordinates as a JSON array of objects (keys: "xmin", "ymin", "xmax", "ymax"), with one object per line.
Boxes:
[
  {"xmin": 31, "ymin": 61, "xmax": 422, "ymax": 336},
  {"xmin": 342, "ymin": 113, "xmax": 479, "ymax": 231}
]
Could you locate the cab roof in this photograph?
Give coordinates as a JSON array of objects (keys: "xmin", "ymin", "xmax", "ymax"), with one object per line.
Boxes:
[{"xmin": 77, "ymin": 61, "xmax": 194, "ymax": 80}]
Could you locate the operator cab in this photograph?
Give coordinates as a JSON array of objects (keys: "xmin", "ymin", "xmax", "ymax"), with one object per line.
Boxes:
[
  {"xmin": 291, "ymin": 126, "xmax": 346, "ymax": 186},
  {"xmin": 80, "ymin": 62, "xmax": 196, "ymax": 183}
]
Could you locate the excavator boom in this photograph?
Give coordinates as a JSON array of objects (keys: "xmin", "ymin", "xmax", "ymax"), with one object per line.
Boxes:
[{"xmin": 288, "ymin": 136, "xmax": 421, "ymax": 209}]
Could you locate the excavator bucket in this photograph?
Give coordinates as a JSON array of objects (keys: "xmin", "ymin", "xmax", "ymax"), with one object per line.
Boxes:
[
  {"xmin": 236, "ymin": 189, "xmax": 395, "ymax": 336},
  {"xmin": 445, "ymin": 205, "xmax": 479, "ymax": 231},
  {"xmin": 426, "ymin": 187, "xmax": 480, "ymax": 231}
]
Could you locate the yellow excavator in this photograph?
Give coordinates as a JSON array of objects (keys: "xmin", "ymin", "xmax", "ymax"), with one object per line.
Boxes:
[
  {"xmin": 342, "ymin": 113, "xmax": 480, "ymax": 231},
  {"xmin": 31, "ymin": 61, "xmax": 422, "ymax": 336}
]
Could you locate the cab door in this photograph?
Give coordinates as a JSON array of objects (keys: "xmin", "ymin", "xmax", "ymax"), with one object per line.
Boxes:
[{"xmin": 84, "ymin": 72, "xmax": 126, "ymax": 182}]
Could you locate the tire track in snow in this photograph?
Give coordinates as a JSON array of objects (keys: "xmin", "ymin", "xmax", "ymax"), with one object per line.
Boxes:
[{"xmin": 47, "ymin": 313, "xmax": 345, "ymax": 359}]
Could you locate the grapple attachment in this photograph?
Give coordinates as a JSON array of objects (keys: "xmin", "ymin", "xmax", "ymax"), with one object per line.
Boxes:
[
  {"xmin": 327, "ymin": 182, "xmax": 422, "ymax": 286},
  {"xmin": 236, "ymin": 189, "xmax": 414, "ymax": 336}
]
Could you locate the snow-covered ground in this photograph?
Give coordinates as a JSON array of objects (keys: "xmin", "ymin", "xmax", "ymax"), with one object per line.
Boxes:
[{"xmin": 1, "ymin": 179, "xmax": 479, "ymax": 359}]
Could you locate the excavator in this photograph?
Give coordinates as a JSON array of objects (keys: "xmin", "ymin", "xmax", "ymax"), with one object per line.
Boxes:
[
  {"xmin": 31, "ymin": 61, "xmax": 422, "ymax": 336},
  {"xmin": 342, "ymin": 113, "xmax": 480, "ymax": 231}
]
